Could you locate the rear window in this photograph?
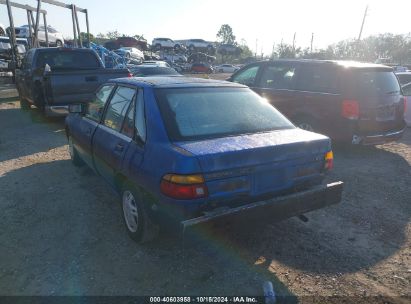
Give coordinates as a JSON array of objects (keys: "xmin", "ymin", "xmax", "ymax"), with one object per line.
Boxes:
[
  {"xmin": 35, "ymin": 50, "xmax": 100, "ymax": 70},
  {"xmin": 155, "ymin": 87, "xmax": 295, "ymax": 141},
  {"xmin": 397, "ymin": 74, "xmax": 411, "ymax": 86},
  {"xmin": 131, "ymin": 67, "xmax": 179, "ymax": 76},
  {"xmin": 354, "ymin": 70, "xmax": 401, "ymax": 96}
]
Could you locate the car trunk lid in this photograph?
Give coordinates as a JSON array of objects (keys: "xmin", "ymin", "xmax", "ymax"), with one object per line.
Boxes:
[{"xmin": 175, "ymin": 129, "xmax": 330, "ymax": 202}]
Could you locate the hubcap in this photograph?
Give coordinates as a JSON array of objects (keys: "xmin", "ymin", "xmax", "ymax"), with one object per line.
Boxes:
[
  {"xmin": 299, "ymin": 123, "xmax": 314, "ymax": 132},
  {"xmin": 123, "ymin": 191, "xmax": 139, "ymax": 233}
]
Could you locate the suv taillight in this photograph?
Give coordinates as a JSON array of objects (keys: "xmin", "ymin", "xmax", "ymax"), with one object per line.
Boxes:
[
  {"xmin": 160, "ymin": 174, "xmax": 208, "ymax": 200},
  {"xmin": 341, "ymin": 100, "xmax": 360, "ymax": 120}
]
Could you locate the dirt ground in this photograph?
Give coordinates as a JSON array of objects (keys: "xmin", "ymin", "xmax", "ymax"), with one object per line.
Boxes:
[{"xmin": 0, "ymin": 83, "xmax": 410, "ymax": 303}]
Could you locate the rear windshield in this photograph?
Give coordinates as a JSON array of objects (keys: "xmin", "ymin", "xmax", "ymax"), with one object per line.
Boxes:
[
  {"xmin": 131, "ymin": 67, "xmax": 179, "ymax": 76},
  {"xmin": 35, "ymin": 50, "xmax": 100, "ymax": 70},
  {"xmin": 155, "ymin": 87, "xmax": 295, "ymax": 141},
  {"xmin": 354, "ymin": 70, "xmax": 401, "ymax": 96}
]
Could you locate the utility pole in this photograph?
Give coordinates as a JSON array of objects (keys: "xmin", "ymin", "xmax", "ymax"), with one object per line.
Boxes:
[
  {"xmin": 255, "ymin": 39, "xmax": 258, "ymax": 59},
  {"xmin": 310, "ymin": 33, "xmax": 314, "ymax": 53},
  {"xmin": 357, "ymin": 5, "xmax": 369, "ymax": 41},
  {"xmin": 292, "ymin": 32, "xmax": 296, "ymax": 52}
]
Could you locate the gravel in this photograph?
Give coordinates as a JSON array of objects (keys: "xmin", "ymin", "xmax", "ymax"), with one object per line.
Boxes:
[{"xmin": 0, "ymin": 88, "xmax": 410, "ymax": 302}]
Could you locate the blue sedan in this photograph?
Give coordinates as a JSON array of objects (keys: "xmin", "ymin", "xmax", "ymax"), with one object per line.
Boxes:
[{"xmin": 65, "ymin": 77, "xmax": 343, "ymax": 242}]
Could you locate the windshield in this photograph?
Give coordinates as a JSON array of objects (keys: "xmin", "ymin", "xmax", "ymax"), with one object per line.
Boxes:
[
  {"xmin": 35, "ymin": 51, "xmax": 100, "ymax": 70},
  {"xmin": 155, "ymin": 87, "xmax": 295, "ymax": 141}
]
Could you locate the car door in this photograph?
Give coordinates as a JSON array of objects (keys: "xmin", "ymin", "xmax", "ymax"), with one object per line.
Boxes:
[
  {"xmin": 252, "ymin": 62, "xmax": 300, "ymax": 117},
  {"xmin": 293, "ymin": 63, "xmax": 342, "ymax": 133},
  {"xmin": 20, "ymin": 49, "xmax": 35, "ymax": 100},
  {"xmin": 230, "ymin": 63, "xmax": 262, "ymax": 89},
  {"xmin": 71, "ymin": 84, "xmax": 115, "ymax": 168},
  {"xmin": 92, "ymin": 86, "xmax": 137, "ymax": 186}
]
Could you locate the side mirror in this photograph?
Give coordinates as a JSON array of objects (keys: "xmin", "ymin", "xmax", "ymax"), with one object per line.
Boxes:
[{"xmin": 69, "ymin": 104, "xmax": 85, "ymax": 114}]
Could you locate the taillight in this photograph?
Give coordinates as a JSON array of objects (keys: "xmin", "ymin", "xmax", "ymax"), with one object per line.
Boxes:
[
  {"xmin": 325, "ymin": 151, "xmax": 334, "ymax": 171},
  {"xmin": 160, "ymin": 174, "xmax": 208, "ymax": 200},
  {"xmin": 127, "ymin": 72, "xmax": 133, "ymax": 77},
  {"xmin": 341, "ymin": 100, "xmax": 360, "ymax": 120}
]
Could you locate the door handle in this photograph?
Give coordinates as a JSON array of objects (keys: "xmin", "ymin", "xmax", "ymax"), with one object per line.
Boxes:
[{"xmin": 114, "ymin": 143, "xmax": 124, "ymax": 152}]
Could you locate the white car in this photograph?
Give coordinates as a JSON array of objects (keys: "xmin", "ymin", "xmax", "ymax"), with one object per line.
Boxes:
[
  {"xmin": 184, "ymin": 39, "xmax": 215, "ymax": 52},
  {"xmin": 162, "ymin": 53, "xmax": 187, "ymax": 63},
  {"xmin": 152, "ymin": 38, "xmax": 182, "ymax": 50},
  {"xmin": 0, "ymin": 24, "xmax": 6, "ymax": 36},
  {"xmin": 214, "ymin": 64, "xmax": 239, "ymax": 73},
  {"xmin": 13, "ymin": 25, "xmax": 64, "ymax": 47},
  {"xmin": 114, "ymin": 47, "xmax": 144, "ymax": 63},
  {"xmin": 142, "ymin": 61, "xmax": 171, "ymax": 68},
  {"xmin": 402, "ymin": 82, "xmax": 411, "ymax": 126}
]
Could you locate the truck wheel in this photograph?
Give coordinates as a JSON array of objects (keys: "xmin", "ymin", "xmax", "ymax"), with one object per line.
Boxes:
[
  {"xmin": 121, "ymin": 183, "xmax": 158, "ymax": 243},
  {"xmin": 20, "ymin": 98, "xmax": 30, "ymax": 110},
  {"xmin": 33, "ymin": 87, "xmax": 45, "ymax": 113},
  {"xmin": 68, "ymin": 135, "xmax": 84, "ymax": 167}
]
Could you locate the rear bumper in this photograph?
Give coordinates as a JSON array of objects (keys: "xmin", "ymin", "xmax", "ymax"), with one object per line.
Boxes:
[
  {"xmin": 45, "ymin": 105, "xmax": 69, "ymax": 117},
  {"xmin": 181, "ymin": 181, "xmax": 343, "ymax": 229},
  {"xmin": 352, "ymin": 128, "xmax": 405, "ymax": 145}
]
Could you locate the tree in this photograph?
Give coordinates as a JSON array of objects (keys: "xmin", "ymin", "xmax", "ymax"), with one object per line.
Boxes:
[
  {"xmin": 80, "ymin": 32, "xmax": 95, "ymax": 42},
  {"xmin": 217, "ymin": 24, "xmax": 236, "ymax": 45},
  {"xmin": 106, "ymin": 30, "xmax": 121, "ymax": 40}
]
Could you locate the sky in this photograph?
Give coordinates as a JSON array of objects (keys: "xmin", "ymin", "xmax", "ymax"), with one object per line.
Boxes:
[{"xmin": 1, "ymin": 0, "xmax": 410, "ymax": 54}]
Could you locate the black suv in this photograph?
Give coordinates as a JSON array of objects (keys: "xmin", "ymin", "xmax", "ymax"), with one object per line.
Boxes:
[{"xmin": 228, "ymin": 60, "xmax": 406, "ymax": 145}]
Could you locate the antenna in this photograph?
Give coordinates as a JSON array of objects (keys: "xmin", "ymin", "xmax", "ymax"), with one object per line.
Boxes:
[{"xmin": 358, "ymin": 5, "xmax": 369, "ymax": 41}]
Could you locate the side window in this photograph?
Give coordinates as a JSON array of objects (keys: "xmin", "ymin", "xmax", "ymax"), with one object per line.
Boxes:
[
  {"xmin": 298, "ymin": 65, "xmax": 339, "ymax": 94},
  {"xmin": 86, "ymin": 85, "xmax": 114, "ymax": 121},
  {"xmin": 135, "ymin": 90, "xmax": 147, "ymax": 142},
  {"xmin": 232, "ymin": 65, "xmax": 260, "ymax": 86},
  {"xmin": 120, "ymin": 99, "xmax": 135, "ymax": 138},
  {"xmin": 103, "ymin": 86, "xmax": 137, "ymax": 132},
  {"xmin": 259, "ymin": 64, "xmax": 298, "ymax": 89}
]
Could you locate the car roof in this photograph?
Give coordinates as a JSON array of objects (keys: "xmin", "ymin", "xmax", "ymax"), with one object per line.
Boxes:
[
  {"xmin": 253, "ymin": 59, "xmax": 393, "ymax": 70},
  {"xmin": 110, "ymin": 76, "xmax": 246, "ymax": 89},
  {"xmin": 396, "ymin": 72, "xmax": 411, "ymax": 75}
]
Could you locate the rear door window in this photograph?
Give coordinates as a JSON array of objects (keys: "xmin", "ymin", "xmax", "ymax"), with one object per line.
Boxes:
[
  {"xmin": 297, "ymin": 65, "xmax": 339, "ymax": 94},
  {"xmin": 258, "ymin": 63, "xmax": 298, "ymax": 90},
  {"xmin": 231, "ymin": 65, "xmax": 260, "ymax": 86}
]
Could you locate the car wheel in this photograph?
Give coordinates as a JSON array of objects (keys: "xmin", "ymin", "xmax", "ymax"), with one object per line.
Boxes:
[
  {"xmin": 219, "ymin": 69, "xmax": 223, "ymax": 73},
  {"xmin": 174, "ymin": 44, "xmax": 180, "ymax": 51},
  {"xmin": 68, "ymin": 135, "xmax": 84, "ymax": 167},
  {"xmin": 56, "ymin": 40, "xmax": 63, "ymax": 47},
  {"xmin": 0, "ymin": 27, "xmax": 5, "ymax": 36},
  {"xmin": 189, "ymin": 45, "xmax": 195, "ymax": 52},
  {"xmin": 121, "ymin": 184, "xmax": 158, "ymax": 243}
]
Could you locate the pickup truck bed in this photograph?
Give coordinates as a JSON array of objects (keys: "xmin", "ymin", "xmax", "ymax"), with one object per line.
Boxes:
[{"xmin": 15, "ymin": 47, "xmax": 129, "ymax": 116}]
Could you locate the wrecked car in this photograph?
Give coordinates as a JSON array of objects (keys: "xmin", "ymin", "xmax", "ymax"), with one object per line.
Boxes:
[{"xmin": 65, "ymin": 77, "xmax": 343, "ymax": 242}]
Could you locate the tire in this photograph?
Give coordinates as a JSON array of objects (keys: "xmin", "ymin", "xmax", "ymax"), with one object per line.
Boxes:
[
  {"xmin": 33, "ymin": 87, "xmax": 45, "ymax": 113},
  {"xmin": 56, "ymin": 40, "xmax": 63, "ymax": 47},
  {"xmin": 68, "ymin": 135, "xmax": 85, "ymax": 167},
  {"xmin": 121, "ymin": 184, "xmax": 158, "ymax": 243},
  {"xmin": 20, "ymin": 98, "xmax": 30, "ymax": 110},
  {"xmin": 174, "ymin": 44, "xmax": 180, "ymax": 51},
  {"xmin": 189, "ymin": 45, "xmax": 195, "ymax": 52},
  {"xmin": 0, "ymin": 27, "xmax": 5, "ymax": 36}
]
